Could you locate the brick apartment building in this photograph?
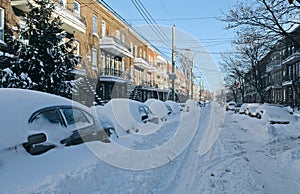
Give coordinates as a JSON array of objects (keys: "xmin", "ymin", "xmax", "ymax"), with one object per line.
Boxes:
[
  {"xmin": 244, "ymin": 25, "xmax": 300, "ymax": 108},
  {"xmin": 0, "ymin": 0, "xmax": 194, "ymax": 105}
]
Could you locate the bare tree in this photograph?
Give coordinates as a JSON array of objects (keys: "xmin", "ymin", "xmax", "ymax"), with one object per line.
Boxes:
[
  {"xmin": 220, "ymin": 28, "xmax": 270, "ymax": 103},
  {"xmin": 221, "ymin": 0, "xmax": 300, "ymax": 47}
]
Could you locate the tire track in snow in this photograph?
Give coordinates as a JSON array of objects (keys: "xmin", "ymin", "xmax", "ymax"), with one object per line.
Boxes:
[{"xmin": 166, "ymin": 103, "xmax": 263, "ymax": 193}]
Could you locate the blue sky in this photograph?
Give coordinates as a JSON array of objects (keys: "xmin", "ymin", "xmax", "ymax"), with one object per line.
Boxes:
[
  {"xmin": 102, "ymin": 0, "xmax": 237, "ymax": 60},
  {"xmin": 102, "ymin": 0, "xmax": 238, "ymax": 92}
]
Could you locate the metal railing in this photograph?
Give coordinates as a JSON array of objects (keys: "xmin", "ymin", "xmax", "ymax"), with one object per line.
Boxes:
[{"xmin": 100, "ymin": 68, "xmax": 124, "ymax": 77}]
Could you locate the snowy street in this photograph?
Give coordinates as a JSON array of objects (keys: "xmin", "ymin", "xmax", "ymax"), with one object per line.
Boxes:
[{"xmin": 1, "ymin": 102, "xmax": 300, "ymax": 193}]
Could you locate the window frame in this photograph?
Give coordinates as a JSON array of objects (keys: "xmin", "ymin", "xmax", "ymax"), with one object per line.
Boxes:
[
  {"xmin": 73, "ymin": 40, "xmax": 80, "ymax": 56},
  {"xmin": 92, "ymin": 14, "xmax": 98, "ymax": 36},
  {"xmin": 28, "ymin": 106, "xmax": 95, "ymax": 129},
  {"xmin": 102, "ymin": 20, "xmax": 106, "ymax": 38},
  {"xmin": 74, "ymin": 1, "xmax": 80, "ymax": 15}
]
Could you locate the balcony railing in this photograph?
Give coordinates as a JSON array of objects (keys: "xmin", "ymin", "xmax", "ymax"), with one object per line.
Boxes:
[
  {"xmin": 266, "ymin": 60, "xmax": 282, "ymax": 73},
  {"xmin": 282, "ymin": 51, "xmax": 300, "ymax": 65},
  {"xmin": 100, "ymin": 36, "xmax": 133, "ymax": 58},
  {"xmin": 100, "ymin": 68, "xmax": 124, "ymax": 77},
  {"xmin": 11, "ymin": 0, "xmax": 86, "ymax": 34},
  {"xmin": 54, "ymin": 4, "xmax": 86, "ymax": 34}
]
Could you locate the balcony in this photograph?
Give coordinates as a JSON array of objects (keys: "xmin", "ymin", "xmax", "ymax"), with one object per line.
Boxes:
[
  {"xmin": 11, "ymin": 0, "xmax": 32, "ymax": 12},
  {"xmin": 134, "ymin": 58, "xmax": 151, "ymax": 70},
  {"xmin": 282, "ymin": 51, "xmax": 300, "ymax": 65},
  {"xmin": 54, "ymin": 5, "xmax": 86, "ymax": 34},
  {"xmin": 11, "ymin": 1, "xmax": 86, "ymax": 34},
  {"xmin": 100, "ymin": 36, "xmax": 133, "ymax": 58},
  {"xmin": 266, "ymin": 60, "xmax": 281, "ymax": 73}
]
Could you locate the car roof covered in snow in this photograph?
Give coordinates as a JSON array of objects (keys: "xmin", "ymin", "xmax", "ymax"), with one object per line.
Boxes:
[{"xmin": 0, "ymin": 88, "xmax": 89, "ymax": 150}]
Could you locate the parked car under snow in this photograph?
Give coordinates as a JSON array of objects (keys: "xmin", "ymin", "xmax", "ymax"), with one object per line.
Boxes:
[
  {"xmin": 96, "ymin": 98, "xmax": 160, "ymax": 136},
  {"xmin": 145, "ymin": 99, "xmax": 175, "ymax": 121},
  {"xmin": 239, "ymin": 103, "xmax": 264, "ymax": 119},
  {"xmin": 0, "ymin": 88, "xmax": 113, "ymax": 155}
]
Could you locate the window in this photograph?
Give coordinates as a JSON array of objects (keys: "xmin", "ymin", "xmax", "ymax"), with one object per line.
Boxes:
[
  {"xmin": 116, "ymin": 30, "xmax": 120, "ymax": 40},
  {"xmin": 38, "ymin": 110, "xmax": 62, "ymax": 124},
  {"xmin": 116, "ymin": 60, "xmax": 119, "ymax": 71},
  {"xmin": 122, "ymin": 61, "xmax": 125, "ymax": 72},
  {"xmin": 102, "ymin": 20, "xmax": 106, "ymax": 37},
  {"xmin": 74, "ymin": 1, "xmax": 80, "ymax": 15},
  {"xmin": 29, "ymin": 109, "xmax": 64, "ymax": 131},
  {"xmin": 73, "ymin": 41, "xmax": 80, "ymax": 56},
  {"xmin": 59, "ymin": 0, "xmax": 67, "ymax": 7},
  {"xmin": 122, "ymin": 34, "xmax": 125, "ymax": 43},
  {"xmin": 101, "ymin": 52, "xmax": 105, "ymax": 68},
  {"xmin": 135, "ymin": 45, "xmax": 138, "ymax": 57},
  {"xmin": 61, "ymin": 108, "xmax": 90, "ymax": 125},
  {"xmin": 139, "ymin": 48, "xmax": 142, "ymax": 58},
  {"xmin": 0, "ymin": 8, "xmax": 4, "ymax": 43},
  {"xmin": 130, "ymin": 42, "xmax": 133, "ymax": 53},
  {"xmin": 92, "ymin": 48, "xmax": 98, "ymax": 68},
  {"xmin": 93, "ymin": 15, "xmax": 98, "ymax": 36},
  {"xmin": 60, "ymin": 108, "xmax": 93, "ymax": 131}
]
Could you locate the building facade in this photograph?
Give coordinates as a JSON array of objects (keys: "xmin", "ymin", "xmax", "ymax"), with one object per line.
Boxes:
[
  {"xmin": 243, "ymin": 26, "xmax": 300, "ymax": 108},
  {"xmin": 0, "ymin": 0, "xmax": 197, "ymax": 105}
]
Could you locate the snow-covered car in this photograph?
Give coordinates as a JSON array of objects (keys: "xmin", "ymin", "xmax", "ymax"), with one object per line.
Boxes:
[
  {"xmin": 0, "ymin": 88, "xmax": 113, "ymax": 155},
  {"xmin": 145, "ymin": 99, "xmax": 174, "ymax": 121},
  {"xmin": 96, "ymin": 98, "xmax": 159, "ymax": 136},
  {"xmin": 242, "ymin": 103, "xmax": 264, "ymax": 119},
  {"xmin": 239, "ymin": 103, "xmax": 248, "ymax": 114},
  {"xmin": 179, "ymin": 103, "xmax": 190, "ymax": 112},
  {"xmin": 198, "ymin": 101, "xmax": 205, "ymax": 107},
  {"xmin": 226, "ymin": 101, "xmax": 236, "ymax": 111},
  {"xmin": 165, "ymin": 100, "xmax": 182, "ymax": 114},
  {"xmin": 234, "ymin": 103, "xmax": 243, "ymax": 113}
]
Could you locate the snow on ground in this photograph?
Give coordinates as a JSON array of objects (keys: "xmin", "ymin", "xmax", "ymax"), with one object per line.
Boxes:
[{"xmin": 1, "ymin": 102, "xmax": 300, "ymax": 193}]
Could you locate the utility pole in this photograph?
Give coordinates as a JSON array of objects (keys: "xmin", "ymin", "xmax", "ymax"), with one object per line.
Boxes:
[
  {"xmin": 171, "ymin": 25, "xmax": 176, "ymax": 101},
  {"xmin": 191, "ymin": 59, "xmax": 194, "ymax": 99}
]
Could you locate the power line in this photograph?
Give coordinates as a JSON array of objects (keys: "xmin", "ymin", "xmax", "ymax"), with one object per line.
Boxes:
[
  {"xmin": 125, "ymin": 16, "xmax": 219, "ymax": 21},
  {"xmin": 99, "ymin": 0, "xmax": 172, "ymax": 61},
  {"xmin": 130, "ymin": 0, "xmax": 171, "ymax": 50}
]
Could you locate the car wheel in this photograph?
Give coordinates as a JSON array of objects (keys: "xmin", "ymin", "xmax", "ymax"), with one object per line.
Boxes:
[{"xmin": 256, "ymin": 113, "xmax": 262, "ymax": 119}]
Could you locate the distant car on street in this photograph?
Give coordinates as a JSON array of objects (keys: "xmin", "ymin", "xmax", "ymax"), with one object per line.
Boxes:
[
  {"xmin": 234, "ymin": 103, "xmax": 243, "ymax": 113},
  {"xmin": 226, "ymin": 102, "xmax": 236, "ymax": 111},
  {"xmin": 239, "ymin": 103, "xmax": 264, "ymax": 119},
  {"xmin": 0, "ymin": 88, "xmax": 113, "ymax": 155}
]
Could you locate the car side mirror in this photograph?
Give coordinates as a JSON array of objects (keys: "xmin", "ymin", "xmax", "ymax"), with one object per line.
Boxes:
[
  {"xmin": 28, "ymin": 133, "xmax": 47, "ymax": 144},
  {"xmin": 141, "ymin": 115, "xmax": 149, "ymax": 123}
]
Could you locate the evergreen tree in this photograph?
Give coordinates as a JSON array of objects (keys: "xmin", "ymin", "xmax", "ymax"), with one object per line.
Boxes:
[{"xmin": 0, "ymin": 0, "xmax": 79, "ymax": 98}]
